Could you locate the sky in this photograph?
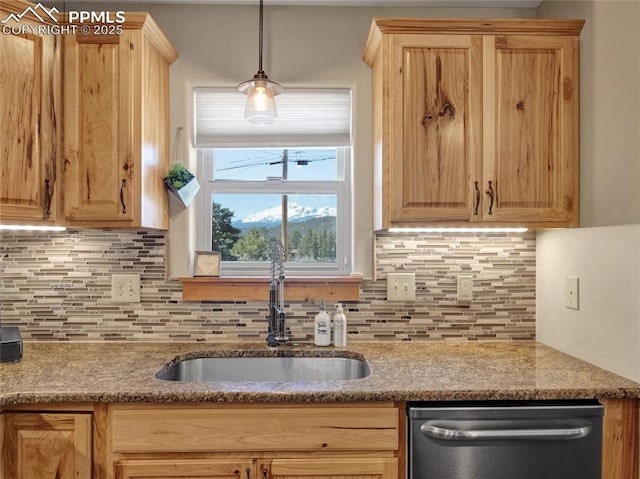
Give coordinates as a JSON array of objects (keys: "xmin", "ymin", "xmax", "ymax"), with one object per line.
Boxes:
[{"xmin": 213, "ymin": 148, "xmax": 337, "ymax": 181}]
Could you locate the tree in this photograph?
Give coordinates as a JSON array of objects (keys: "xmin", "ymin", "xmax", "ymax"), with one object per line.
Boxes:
[
  {"xmin": 288, "ymin": 229, "xmax": 303, "ymax": 261},
  {"xmin": 211, "ymin": 202, "xmax": 241, "ymax": 261},
  {"xmin": 300, "ymin": 230, "xmax": 319, "ymax": 260},
  {"xmin": 317, "ymin": 229, "xmax": 336, "ymax": 261},
  {"xmin": 231, "ymin": 227, "xmax": 272, "ymax": 261}
]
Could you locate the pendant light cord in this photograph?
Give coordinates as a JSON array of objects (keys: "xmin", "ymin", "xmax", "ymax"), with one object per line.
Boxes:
[{"xmin": 258, "ymin": 0, "xmax": 264, "ymax": 74}]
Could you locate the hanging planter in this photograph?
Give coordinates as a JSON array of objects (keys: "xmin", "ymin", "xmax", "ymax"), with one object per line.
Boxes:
[{"xmin": 163, "ymin": 164, "xmax": 200, "ymax": 208}]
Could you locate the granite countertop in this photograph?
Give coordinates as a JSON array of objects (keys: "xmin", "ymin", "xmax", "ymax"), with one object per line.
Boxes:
[{"xmin": 1, "ymin": 341, "xmax": 639, "ymax": 406}]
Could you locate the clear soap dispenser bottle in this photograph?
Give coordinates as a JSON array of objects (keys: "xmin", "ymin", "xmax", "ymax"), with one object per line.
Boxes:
[
  {"xmin": 314, "ymin": 299, "xmax": 332, "ymax": 346},
  {"xmin": 333, "ymin": 303, "xmax": 347, "ymax": 347}
]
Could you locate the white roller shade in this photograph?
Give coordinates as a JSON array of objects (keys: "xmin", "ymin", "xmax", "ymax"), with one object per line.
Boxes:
[{"xmin": 194, "ymin": 88, "xmax": 351, "ymax": 148}]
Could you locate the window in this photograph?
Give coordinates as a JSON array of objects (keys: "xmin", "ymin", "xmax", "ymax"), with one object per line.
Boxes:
[{"xmin": 194, "ymin": 88, "xmax": 352, "ymax": 276}]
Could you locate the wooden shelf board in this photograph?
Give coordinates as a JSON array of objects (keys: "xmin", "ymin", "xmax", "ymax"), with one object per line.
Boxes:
[{"xmin": 179, "ymin": 276, "xmax": 361, "ymax": 302}]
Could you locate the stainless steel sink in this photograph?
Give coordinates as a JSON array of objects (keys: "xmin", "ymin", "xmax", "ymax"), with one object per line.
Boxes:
[{"xmin": 157, "ymin": 354, "xmax": 370, "ymax": 382}]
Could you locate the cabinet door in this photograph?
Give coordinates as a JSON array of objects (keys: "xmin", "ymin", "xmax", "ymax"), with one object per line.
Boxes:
[
  {"xmin": 387, "ymin": 34, "xmax": 482, "ymax": 224},
  {"xmin": 263, "ymin": 458, "xmax": 397, "ymax": 479},
  {"xmin": 63, "ymin": 32, "xmax": 134, "ymax": 224},
  {"xmin": 0, "ymin": 10, "xmax": 61, "ymax": 222},
  {"xmin": 2, "ymin": 413, "xmax": 92, "ymax": 479},
  {"xmin": 114, "ymin": 459, "xmax": 254, "ymax": 479},
  {"xmin": 482, "ymin": 35, "xmax": 579, "ymax": 225}
]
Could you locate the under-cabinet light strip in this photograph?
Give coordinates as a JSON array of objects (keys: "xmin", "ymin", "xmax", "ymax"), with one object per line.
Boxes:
[
  {"xmin": 0, "ymin": 225, "xmax": 67, "ymax": 232},
  {"xmin": 388, "ymin": 227, "xmax": 528, "ymax": 234}
]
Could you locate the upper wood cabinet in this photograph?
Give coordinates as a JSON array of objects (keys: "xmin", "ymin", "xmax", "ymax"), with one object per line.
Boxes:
[
  {"xmin": 363, "ymin": 18, "xmax": 584, "ymax": 229},
  {"xmin": 63, "ymin": 14, "xmax": 178, "ymax": 230},
  {"xmin": 0, "ymin": 0, "xmax": 62, "ymax": 226}
]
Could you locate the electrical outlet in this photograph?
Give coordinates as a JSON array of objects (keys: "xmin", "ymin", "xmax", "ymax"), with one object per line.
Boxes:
[
  {"xmin": 387, "ymin": 272, "xmax": 416, "ymax": 301},
  {"xmin": 565, "ymin": 276, "xmax": 579, "ymax": 310},
  {"xmin": 457, "ymin": 275, "xmax": 473, "ymax": 302},
  {"xmin": 111, "ymin": 274, "xmax": 141, "ymax": 303}
]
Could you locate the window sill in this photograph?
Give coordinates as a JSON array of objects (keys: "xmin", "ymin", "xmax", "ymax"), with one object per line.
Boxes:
[{"xmin": 179, "ymin": 276, "xmax": 361, "ymax": 302}]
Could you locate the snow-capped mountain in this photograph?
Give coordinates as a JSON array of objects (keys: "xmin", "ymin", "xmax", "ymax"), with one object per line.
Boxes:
[{"xmin": 235, "ymin": 203, "xmax": 336, "ymax": 227}]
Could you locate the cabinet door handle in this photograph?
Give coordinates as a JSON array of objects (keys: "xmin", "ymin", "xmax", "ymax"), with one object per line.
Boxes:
[
  {"xmin": 262, "ymin": 468, "xmax": 268, "ymax": 479},
  {"xmin": 246, "ymin": 468, "xmax": 251, "ymax": 479},
  {"xmin": 485, "ymin": 180, "xmax": 495, "ymax": 215},
  {"xmin": 120, "ymin": 179, "xmax": 127, "ymax": 214},
  {"xmin": 44, "ymin": 178, "xmax": 52, "ymax": 217},
  {"xmin": 473, "ymin": 181, "xmax": 480, "ymax": 216}
]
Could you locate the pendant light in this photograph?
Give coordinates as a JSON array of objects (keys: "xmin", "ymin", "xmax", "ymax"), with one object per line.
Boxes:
[{"xmin": 238, "ymin": 0, "xmax": 283, "ymax": 125}]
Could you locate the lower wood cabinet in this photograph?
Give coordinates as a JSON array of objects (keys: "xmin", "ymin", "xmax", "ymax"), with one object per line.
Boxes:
[
  {"xmin": 1, "ymin": 412, "xmax": 92, "ymax": 479},
  {"xmin": 262, "ymin": 458, "xmax": 397, "ymax": 479},
  {"xmin": 2, "ymin": 400, "xmax": 636, "ymax": 479},
  {"xmin": 109, "ymin": 404, "xmax": 398, "ymax": 453},
  {"xmin": 114, "ymin": 459, "xmax": 253, "ymax": 479},
  {"xmin": 114, "ymin": 458, "xmax": 397, "ymax": 479},
  {"xmin": 108, "ymin": 404, "xmax": 399, "ymax": 479}
]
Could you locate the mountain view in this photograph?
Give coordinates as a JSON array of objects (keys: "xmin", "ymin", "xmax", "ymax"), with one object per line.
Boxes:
[
  {"xmin": 233, "ymin": 203, "xmax": 337, "ymax": 229},
  {"xmin": 213, "ymin": 202, "xmax": 337, "ymax": 262}
]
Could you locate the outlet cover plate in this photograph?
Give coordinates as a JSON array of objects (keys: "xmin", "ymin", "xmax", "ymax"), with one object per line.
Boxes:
[
  {"xmin": 112, "ymin": 274, "xmax": 141, "ymax": 303},
  {"xmin": 565, "ymin": 276, "xmax": 579, "ymax": 310},
  {"xmin": 457, "ymin": 274, "xmax": 473, "ymax": 302},
  {"xmin": 387, "ymin": 272, "xmax": 416, "ymax": 301}
]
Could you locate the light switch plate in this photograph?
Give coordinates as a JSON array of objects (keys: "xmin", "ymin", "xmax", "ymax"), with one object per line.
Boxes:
[
  {"xmin": 565, "ymin": 276, "xmax": 579, "ymax": 310},
  {"xmin": 112, "ymin": 274, "xmax": 141, "ymax": 303},
  {"xmin": 387, "ymin": 272, "xmax": 416, "ymax": 301}
]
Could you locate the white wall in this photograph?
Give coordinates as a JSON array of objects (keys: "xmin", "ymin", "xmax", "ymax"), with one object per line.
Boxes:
[
  {"xmin": 535, "ymin": 1, "xmax": 640, "ymax": 384},
  {"xmin": 536, "ymin": 225, "xmax": 640, "ymax": 382},
  {"xmin": 537, "ymin": 0, "xmax": 640, "ymax": 227}
]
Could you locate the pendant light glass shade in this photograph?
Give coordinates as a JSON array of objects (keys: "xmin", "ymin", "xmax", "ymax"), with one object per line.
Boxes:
[
  {"xmin": 238, "ymin": 0, "xmax": 282, "ymax": 125},
  {"xmin": 238, "ymin": 74, "xmax": 283, "ymax": 125}
]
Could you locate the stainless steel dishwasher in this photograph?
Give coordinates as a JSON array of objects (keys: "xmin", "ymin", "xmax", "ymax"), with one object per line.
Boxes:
[{"xmin": 408, "ymin": 400, "xmax": 603, "ymax": 479}]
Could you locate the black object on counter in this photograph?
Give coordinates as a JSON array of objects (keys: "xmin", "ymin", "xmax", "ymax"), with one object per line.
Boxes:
[{"xmin": 0, "ymin": 327, "xmax": 23, "ymax": 363}]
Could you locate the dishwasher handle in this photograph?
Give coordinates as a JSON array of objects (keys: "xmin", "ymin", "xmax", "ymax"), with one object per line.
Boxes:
[{"xmin": 420, "ymin": 421, "xmax": 593, "ymax": 441}]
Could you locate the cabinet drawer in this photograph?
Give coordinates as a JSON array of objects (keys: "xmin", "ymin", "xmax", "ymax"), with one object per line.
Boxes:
[
  {"xmin": 110, "ymin": 404, "xmax": 398, "ymax": 453},
  {"xmin": 114, "ymin": 459, "xmax": 253, "ymax": 479}
]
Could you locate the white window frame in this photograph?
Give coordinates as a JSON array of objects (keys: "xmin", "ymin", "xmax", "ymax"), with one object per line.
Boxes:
[{"xmin": 196, "ymin": 147, "xmax": 352, "ymax": 277}]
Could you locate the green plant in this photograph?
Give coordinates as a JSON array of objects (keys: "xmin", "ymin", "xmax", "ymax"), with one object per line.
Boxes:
[{"xmin": 164, "ymin": 164, "xmax": 195, "ymax": 190}]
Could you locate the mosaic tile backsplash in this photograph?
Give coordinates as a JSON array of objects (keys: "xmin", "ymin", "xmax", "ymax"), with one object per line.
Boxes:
[{"xmin": 0, "ymin": 230, "xmax": 536, "ymax": 342}]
